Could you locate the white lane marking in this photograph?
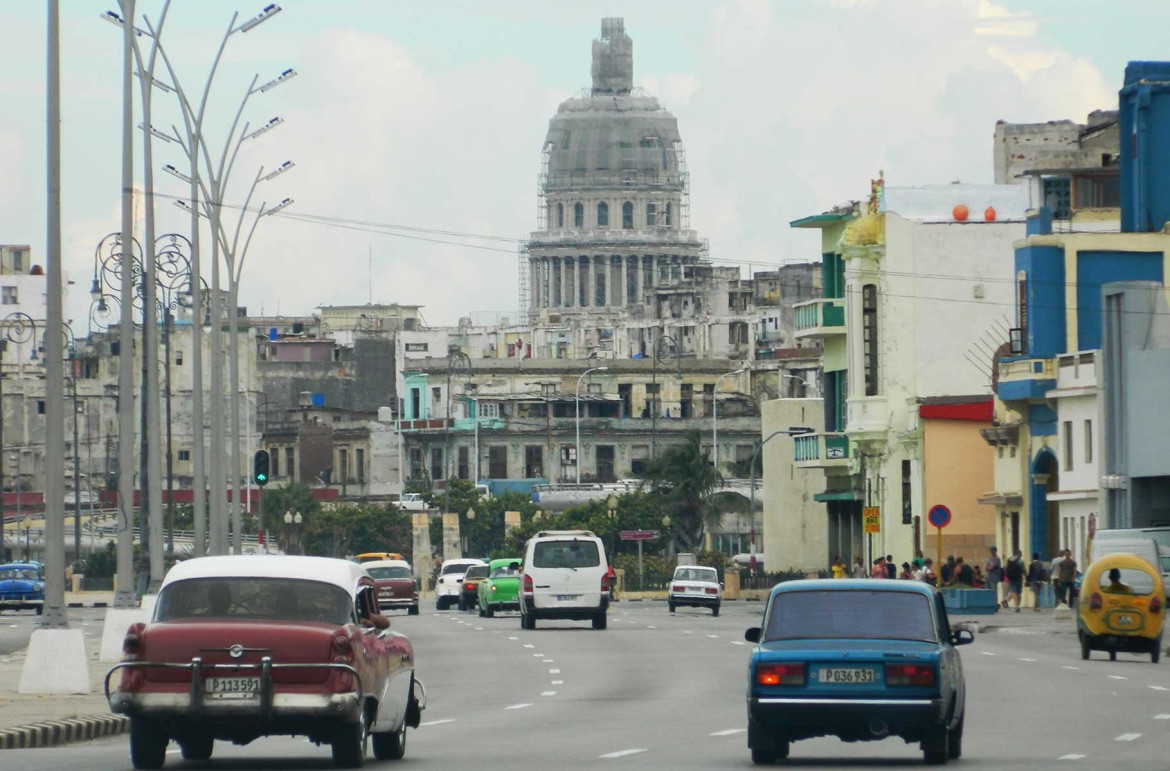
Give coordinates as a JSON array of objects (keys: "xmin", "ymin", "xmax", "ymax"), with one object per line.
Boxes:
[
  {"xmin": 524, "ymin": 644, "xmax": 535, "ymax": 649},
  {"xmin": 533, "ymin": 653, "xmax": 545, "ymax": 657},
  {"xmin": 166, "ymin": 749, "xmax": 181, "ymax": 755},
  {"xmin": 707, "ymin": 634, "xmax": 719, "ymax": 639},
  {"xmin": 543, "ymin": 659, "xmax": 555, "ymax": 663},
  {"xmin": 505, "ymin": 703, "xmax": 533, "ymax": 710},
  {"xmin": 1155, "ymin": 714, "xmax": 1170, "ymax": 720},
  {"xmin": 1062, "ymin": 666, "xmax": 1080, "ymax": 670},
  {"xmin": 1109, "ymin": 675, "xmax": 1128, "ymax": 680},
  {"xmin": 1116, "ymin": 733, "xmax": 1141, "ymax": 741},
  {"xmin": 421, "ymin": 719, "xmax": 456, "ymax": 726},
  {"xmin": 980, "ymin": 651, "xmax": 997, "ymax": 656},
  {"xmin": 551, "ymin": 680, "xmax": 564, "ymax": 685},
  {"xmin": 1150, "ymin": 685, "xmax": 1169, "ymax": 691},
  {"xmin": 731, "ymin": 641, "xmax": 746, "ymax": 646},
  {"xmin": 710, "ymin": 728, "xmax": 746, "ymax": 736},
  {"xmin": 1059, "ymin": 754, "xmax": 1086, "ymax": 760},
  {"xmin": 541, "ymin": 690, "xmax": 557, "ymax": 697},
  {"xmin": 599, "ymin": 749, "xmax": 647, "ymax": 759},
  {"xmin": 549, "ymin": 668, "xmax": 561, "ymax": 674},
  {"xmin": 508, "ymin": 636, "xmax": 518, "ymax": 641},
  {"xmin": 646, "ymin": 626, "xmax": 657, "ymax": 629},
  {"xmin": 1019, "ymin": 658, "xmax": 1037, "ymax": 662},
  {"xmin": 475, "ymin": 627, "xmax": 484, "ymax": 631}
]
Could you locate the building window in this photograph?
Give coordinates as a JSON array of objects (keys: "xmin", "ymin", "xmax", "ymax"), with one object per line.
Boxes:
[
  {"xmin": 356, "ymin": 448, "xmax": 365, "ymax": 483},
  {"xmin": 524, "ymin": 445, "xmax": 544, "ymax": 478},
  {"xmin": 1062, "ymin": 420, "xmax": 1073, "ymax": 471},
  {"xmin": 622, "ymin": 201, "xmax": 634, "ymax": 229},
  {"xmin": 561, "ymin": 445, "xmax": 577, "ymax": 470},
  {"xmin": 1074, "ymin": 174, "xmax": 1119, "ymax": 210},
  {"xmin": 556, "ymin": 202, "xmax": 564, "ymax": 228},
  {"xmin": 596, "ymin": 445, "xmax": 615, "ymax": 482},
  {"xmin": 11, "ymin": 250, "xmax": 23, "ymax": 272},
  {"xmin": 646, "ymin": 202, "xmax": 656, "ymax": 227},
  {"xmin": 480, "ymin": 402, "xmax": 500, "ymax": 418},
  {"xmin": 431, "ymin": 447, "xmax": 443, "ymax": 480},
  {"xmin": 488, "ymin": 446, "xmax": 507, "ymax": 479},
  {"xmin": 862, "ymin": 284, "xmax": 879, "ymax": 396},
  {"xmin": 595, "ymin": 265, "xmax": 607, "ymax": 307},
  {"xmin": 733, "ymin": 444, "xmax": 753, "ymax": 477},
  {"xmin": 37, "ymin": 400, "xmax": 45, "ymax": 415},
  {"xmin": 1042, "ymin": 177, "xmax": 1071, "ymax": 219},
  {"xmin": 457, "ymin": 447, "xmax": 469, "ymax": 480},
  {"xmin": 1, "ymin": 286, "xmax": 17, "ymax": 305},
  {"xmin": 630, "ymin": 444, "xmax": 650, "ymax": 475},
  {"xmin": 597, "ymin": 201, "xmax": 609, "ymax": 227},
  {"xmin": 269, "ymin": 448, "xmax": 279, "ymax": 477},
  {"xmin": 901, "ymin": 459, "xmax": 912, "ymax": 525},
  {"xmin": 574, "ymin": 202, "xmax": 584, "ymax": 228},
  {"xmin": 285, "ymin": 448, "xmax": 295, "ymax": 480},
  {"xmin": 339, "ymin": 449, "xmax": 350, "ymax": 483},
  {"xmin": 665, "ymin": 202, "xmax": 673, "ymax": 227},
  {"xmin": 1084, "ymin": 419, "xmax": 1093, "ymax": 464},
  {"xmin": 409, "ymin": 447, "xmax": 424, "ymax": 480}
]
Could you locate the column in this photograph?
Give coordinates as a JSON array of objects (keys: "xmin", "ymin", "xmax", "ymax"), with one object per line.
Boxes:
[
  {"xmin": 543, "ymin": 257, "xmax": 553, "ymax": 310},
  {"xmin": 582, "ymin": 256, "xmax": 592, "ymax": 307},
  {"xmin": 633, "ymin": 255, "xmax": 643, "ymax": 305}
]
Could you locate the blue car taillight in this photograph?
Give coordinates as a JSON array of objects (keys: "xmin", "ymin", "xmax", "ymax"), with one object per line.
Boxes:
[
  {"xmin": 884, "ymin": 663, "xmax": 936, "ymax": 686},
  {"xmin": 756, "ymin": 663, "xmax": 805, "ymax": 686}
]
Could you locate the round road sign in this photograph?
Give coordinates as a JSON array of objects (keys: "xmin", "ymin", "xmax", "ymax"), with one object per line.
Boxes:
[{"xmin": 927, "ymin": 504, "xmax": 952, "ymax": 529}]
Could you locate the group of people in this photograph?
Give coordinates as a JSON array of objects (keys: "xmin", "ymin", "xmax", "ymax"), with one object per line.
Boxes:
[{"xmin": 829, "ymin": 545, "xmax": 1081, "ymax": 611}]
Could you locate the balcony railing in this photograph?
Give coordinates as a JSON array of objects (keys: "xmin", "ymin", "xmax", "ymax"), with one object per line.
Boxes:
[
  {"xmin": 846, "ymin": 395, "xmax": 888, "ymax": 436},
  {"xmin": 996, "ymin": 356, "xmax": 1057, "ymax": 402},
  {"xmin": 794, "ymin": 298, "xmax": 845, "ymax": 338},
  {"xmin": 793, "ymin": 433, "xmax": 850, "ymax": 469}
]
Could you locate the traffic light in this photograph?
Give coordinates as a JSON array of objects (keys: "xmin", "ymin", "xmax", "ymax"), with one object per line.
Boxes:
[{"xmin": 253, "ymin": 450, "xmax": 270, "ymax": 487}]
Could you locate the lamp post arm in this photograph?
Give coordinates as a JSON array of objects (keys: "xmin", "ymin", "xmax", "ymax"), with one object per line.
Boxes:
[{"xmin": 234, "ymin": 198, "xmax": 266, "ymax": 287}]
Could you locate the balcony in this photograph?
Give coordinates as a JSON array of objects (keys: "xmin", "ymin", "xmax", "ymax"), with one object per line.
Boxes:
[
  {"xmin": 794, "ymin": 298, "xmax": 845, "ymax": 339},
  {"xmin": 996, "ymin": 357, "xmax": 1057, "ymax": 403},
  {"xmin": 846, "ymin": 395, "xmax": 888, "ymax": 438},
  {"xmin": 794, "ymin": 433, "xmax": 850, "ymax": 469},
  {"xmin": 1048, "ymin": 351, "xmax": 1098, "ymax": 397}
]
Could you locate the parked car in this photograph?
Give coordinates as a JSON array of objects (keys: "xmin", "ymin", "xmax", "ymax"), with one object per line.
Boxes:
[
  {"xmin": 105, "ymin": 555, "xmax": 425, "ymax": 769},
  {"xmin": 745, "ymin": 579, "xmax": 972, "ymax": 765},
  {"xmin": 397, "ymin": 494, "xmax": 430, "ymax": 512},
  {"xmin": 1077, "ymin": 552, "xmax": 1164, "ymax": 663},
  {"xmin": 478, "ymin": 558, "xmax": 522, "ymax": 617},
  {"xmin": 519, "ymin": 530, "xmax": 609, "ymax": 630},
  {"xmin": 458, "ymin": 565, "xmax": 490, "ymax": 611},
  {"xmin": 668, "ymin": 565, "xmax": 722, "ymax": 615},
  {"xmin": 364, "ymin": 559, "xmax": 420, "ymax": 615},
  {"xmin": 435, "ymin": 559, "xmax": 486, "ymax": 611},
  {"xmin": 0, "ymin": 562, "xmax": 44, "ymax": 615}
]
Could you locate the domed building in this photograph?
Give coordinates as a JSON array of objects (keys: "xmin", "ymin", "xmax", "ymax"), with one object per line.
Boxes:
[{"xmin": 524, "ymin": 18, "xmax": 724, "ymax": 360}]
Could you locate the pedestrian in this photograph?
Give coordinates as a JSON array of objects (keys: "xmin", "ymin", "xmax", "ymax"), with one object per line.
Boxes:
[
  {"xmin": 884, "ymin": 554, "xmax": 897, "ymax": 579},
  {"xmin": 851, "ymin": 556, "xmax": 867, "ymax": 579},
  {"xmin": 1004, "ymin": 550, "xmax": 1025, "ymax": 611},
  {"xmin": 985, "ymin": 546, "xmax": 1004, "ymax": 606},
  {"xmin": 1049, "ymin": 550, "xmax": 1066, "ymax": 604},
  {"xmin": 898, "ymin": 562, "xmax": 914, "ymax": 580},
  {"xmin": 912, "ymin": 550, "xmax": 926, "ymax": 570},
  {"xmin": 971, "ymin": 565, "xmax": 986, "ymax": 588},
  {"xmin": 831, "ymin": 556, "xmax": 847, "ymax": 579},
  {"xmin": 1026, "ymin": 552, "xmax": 1046, "ymax": 612},
  {"xmin": 1055, "ymin": 549, "xmax": 1078, "ymax": 607},
  {"xmin": 871, "ymin": 557, "xmax": 887, "ymax": 578},
  {"xmin": 940, "ymin": 555, "xmax": 957, "ymax": 585},
  {"xmin": 951, "ymin": 556, "xmax": 974, "ymax": 586}
]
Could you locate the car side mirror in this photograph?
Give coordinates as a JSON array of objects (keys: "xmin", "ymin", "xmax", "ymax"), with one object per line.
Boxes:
[
  {"xmin": 745, "ymin": 627, "xmax": 761, "ymax": 644},
  {"xmin": 951, "ymin": 628, "xmax": 975, "ymax": 646}
]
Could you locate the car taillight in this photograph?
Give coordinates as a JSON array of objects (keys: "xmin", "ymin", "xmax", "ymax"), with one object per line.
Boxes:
[
  {"xmin": 122, "ymin": 622, "xmax": 146, "ymax": 661},
  {"xmin": 1151, "ymin": 595, "xmax": 1163, "ymax": 614},
  {"xmin": 672, "ymin": 585, "xmax": 684, "ymax": 593},
  {"xmin": 332, "ymin": 633, "xmax": 351, "ymax": 659},
  {"xmin": 885, "ymin": 663, "xmax": 936, "ymax": 686},
  {"xmin": 465, "ymin": 582, "xmax": 477, "ymax": 591},
  {"xmin": 523, "ymin": 574, "xmax": 534, "ymax": 595},
  {"xmin": 705, "ymin": 587, "xmax": 719, "ymax": 595},
  {"xmin": 756, "ymin": 663, "xmax": 804, "ymax": 686},
  {"xmin": 1089, "ymin": 593, "xmax": 1102, "ymax": 610}
]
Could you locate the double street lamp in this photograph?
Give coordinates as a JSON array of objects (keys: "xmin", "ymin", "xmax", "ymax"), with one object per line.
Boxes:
[
  {"xmin": 575, "ymin": 366, "xmax": 608, "ymax": 484},
  {"xmin": 283, "ymin": 510, "xmax": 302, "ymax": 555},
  {"xmin": 712, "ymin": 367, "xmax": 747, "ymax": 471},
  {"xmin": 650, "ymin": 335, "xmax": 681, "ymax": 460}
]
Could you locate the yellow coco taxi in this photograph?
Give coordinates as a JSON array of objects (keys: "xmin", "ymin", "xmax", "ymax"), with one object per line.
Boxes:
[{"xmin": 1077, "ymin": 553, "xmax": 1165, "ymax": 663}]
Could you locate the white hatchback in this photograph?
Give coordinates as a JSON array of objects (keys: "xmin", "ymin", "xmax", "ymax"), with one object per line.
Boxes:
[{"xmin": 668, "ymin": 565, "xmax": 722, "ymax": 616}]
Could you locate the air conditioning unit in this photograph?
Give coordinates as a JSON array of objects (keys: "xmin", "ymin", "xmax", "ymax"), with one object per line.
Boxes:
[{"xmin": 592, "ymin": 349, "xmax": 615, "ymax": 359}]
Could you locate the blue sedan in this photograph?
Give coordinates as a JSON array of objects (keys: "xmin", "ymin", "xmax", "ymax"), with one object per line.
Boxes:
[
  {"xmin": 745, "ymin": 579, "xmax": 973, "ymax": 765},
  {"xmin": 0, "ymin": 562, "xmax": 45, "ymax": 615}
]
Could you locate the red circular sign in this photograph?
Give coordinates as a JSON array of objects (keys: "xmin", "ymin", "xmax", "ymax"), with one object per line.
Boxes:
[{"xmin": 927, "ymin": 505, "xmax": 952, "ymax": 529}]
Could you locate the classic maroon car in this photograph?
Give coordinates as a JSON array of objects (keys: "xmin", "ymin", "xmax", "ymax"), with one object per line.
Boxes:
[
  {"xmin": 106, "ymin": 555, "xmax": 425, "ymax": 769},
  {"xmin": 363, "ymin": 559, "xmax": 420, "ymax": 615}
]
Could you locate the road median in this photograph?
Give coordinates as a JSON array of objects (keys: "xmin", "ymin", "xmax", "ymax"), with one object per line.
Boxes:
[{"xmin": 0, "ymin": 714, "xmax": 127, "ymax": 749}]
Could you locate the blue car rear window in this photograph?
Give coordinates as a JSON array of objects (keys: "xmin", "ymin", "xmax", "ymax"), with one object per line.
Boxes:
[{"xmin": 765, "ymin": 590, "xmax": 937, "ymax": 643}]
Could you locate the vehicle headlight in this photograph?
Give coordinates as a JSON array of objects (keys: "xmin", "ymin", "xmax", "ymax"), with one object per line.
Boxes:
[{"xmin": 34, "ymin": 582, "xmax": 44, "ymax": 592}]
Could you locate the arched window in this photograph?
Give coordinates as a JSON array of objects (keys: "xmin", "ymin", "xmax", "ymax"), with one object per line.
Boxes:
[
  {"xmin": 622, "ymin": 201, "xmax": 634, "ymax": 229},
  {"xmin": 597, "ymin": 201, "xmax": 609, "ymax": 227},
  {"xmin": 556, "ymin": 202, "xmax": 564, "ymax": 228},
  {"xmin": 574, "ymin": 202, "xmax": 584, "ymax": 228}
]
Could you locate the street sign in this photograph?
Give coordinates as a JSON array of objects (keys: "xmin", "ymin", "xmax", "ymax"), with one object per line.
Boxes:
[
  {"xmin": 620, "ymin": 530, "xmax": 660, "ymax": 541},
  {"xmin": 927, "ymin": 504, "xmax": 952, "ymax": 529},
  {"xmin": 863, "ymin": 507, "xmax": 880, "ymax": 534}
]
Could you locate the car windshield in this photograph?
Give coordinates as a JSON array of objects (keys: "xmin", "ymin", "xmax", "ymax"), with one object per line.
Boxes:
[
  {"xmin": 366, "ymin": 566, "xmax": 412, "ymax": 580},
  {"xmin": 765, "ymin": 590, "xmax": 937, "ymax": 643},
  {"xmin": 675, "ymin": 568, "xmax": 717, "ymax": 582},
  {"xmin": 442, "ymin": 562, "xmax": 478, "ymax": 575},
  {"xmin": 532, "ymin": 540, "xmax": 600, "ymax": 568},
  {"xmin": 155, "ymin": 577, "xmax": 353, "ymax": 625},
  {"xmin": 464, "ymin": 566, "xmax": 489, "ymax": 579}
]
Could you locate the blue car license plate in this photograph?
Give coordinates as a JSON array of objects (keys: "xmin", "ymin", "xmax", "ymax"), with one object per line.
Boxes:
[{"xmin": 818, "ymin": 667, "xmax": 875, "ymax": 684}]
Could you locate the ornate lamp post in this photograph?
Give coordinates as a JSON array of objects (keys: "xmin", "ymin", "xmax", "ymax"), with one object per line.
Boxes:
[
  {"xmin": 651, "ymin": 334, "xmax": 680, "ymax": 460},
  {"xmin": 712, "ymin": 367, "xmax": 747, "ymax": 470},
  {"xmin": 0, "ymin": 312, "xmax": 37, "ymax": 563},
  {"xmin": 283, "ymin": 510, "xmax": 302, "ymax": 555},
  {"xmin": 575, "ymin": 366, "xmax": 608, "ymax": 484}
]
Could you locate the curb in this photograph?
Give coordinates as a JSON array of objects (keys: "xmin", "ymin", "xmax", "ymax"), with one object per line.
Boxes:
[{"xmin": 0, "ymin": 714, "xmax": 128, "ymax": 750}]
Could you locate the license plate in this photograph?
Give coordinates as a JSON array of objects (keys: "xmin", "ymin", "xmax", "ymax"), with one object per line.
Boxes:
[
  {"xmin": 555, "ymin": 594, "xmax": 579, "ymax": 601},
  {"xmin": 818, "ymin": 667, "xmax": 875, "ymax": 684},
  {"xmin": 206, "ymin": 676, "xmax": 260, "ymax": 698}
]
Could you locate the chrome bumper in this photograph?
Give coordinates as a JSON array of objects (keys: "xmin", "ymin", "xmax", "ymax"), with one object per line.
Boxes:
[{"xmin": 105, "ymin": 657, "xmax": 364, "ymax": 721}]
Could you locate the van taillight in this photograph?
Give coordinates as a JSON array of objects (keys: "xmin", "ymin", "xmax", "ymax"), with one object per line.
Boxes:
[
  {"xmin": 756, "ymin": 663, "xmax": 804, "ymax": 686},
  {"xmin": 1089, "ymin": 593, "xmax": 1102, "ymax": 611},
  {"xmin": 523, "ymin": 574, "xmax": 534, "ymax": 595},
  {"xmin": 1151, "ymin": 596, "xmax": 1163, "ymax": 614},
  {"xmin": 885, "ymin": 663, "xmax": 935, "ymax": 686},
  {"xmin": 601, "ymin": 575, "xmax": 609, "ymax": 592}
]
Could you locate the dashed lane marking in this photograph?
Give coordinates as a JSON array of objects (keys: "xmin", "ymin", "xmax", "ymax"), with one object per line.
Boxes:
[
  {"xmin": 421, "ymin": 719, "xmax": 456, "ymax": 726},
  {"xmin": 533, "ymin": 653, "xmax": 545, "ymax": 657},
  {"xmin": 731, "ymin": 641, "xmax": 746, "ymax": 646},
  {"xmin": 647, "ymin": 626, "xmax": 657, "ymax": 629},
  {"xmin": 541, "ymin": 691, "xmax": 557, "ymax": 697},
  {"xmin": 1149, "ymin": 686, "xmax": 1169, "ymax": 691},
  {"xmin": 543, "ymin": 659, "xmax": 555, "ymax": 663},
  {"xmin": 524, "ymin": 644, "xmax": 535, "ymax": 649},
  {"xmin": 1058, "ymin": 754, "xmax": 1086, "ymax": 760},
  {"xmin": 549, "ymin": 669, "xmax": 561, "ymax": 674},
  {"xmin": 1062, "ymin": 666, "xmax": 1080, "ymax": 670},
  {"xmin": 1154, "ymin": 714, "xmax": 1170, "ymax": 720},
  {"xmin": 979, "ymin": 651, "xmax": 996, "ymax": 656},
  {"xmin": 710, "ymin": 728, "xmax": 746, "ymax": 736},
  {"xmin": 1109, "ymin": 675, "xmax": 1128, "ymax": 681},
  {"xmin": 707, "ymin": 634, "xmax": 719, "ymax": 639},
  {"xmin": 1020, "ymin": 658, "xmax": 1037, "ymax": 662},
  {"xmin": 599, "ymin": 749, "xmax": 647, "ymax": 759},
  {"xmin": 505, "ymin": 703, "xmax": 533, "ymax": 710},
  {"xmin": 1116, "ymin": 733, "xmax": 1141, "ymax": 741},
  {"xmin": 551, "ymin": 680, "xmax": 564, "ymax": 685}
]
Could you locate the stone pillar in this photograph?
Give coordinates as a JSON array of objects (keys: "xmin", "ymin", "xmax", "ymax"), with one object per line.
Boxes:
[
  {"xmin": 442, "ymin": 512, "xmax": 461, "ymax": 561},
  {"xmin": 633, "ymin": 255, "xmax": 643, "ymax": 305},
  {"xmin": 504, "ymin": 510, "xmax": 521, "ymax": 537},
  {"xmin": 412, "ymin": 513, "xmax": 431, "ymax": 586},
  {"xmin": 559, "ymin": 257, "xmax": 568, "ymax": 307},
  {"xmin": 723, "ymin": 568, "xmax": 741, "ymax": 599},
  {"xmin": 543, "ymin": 257, "xmax": 553, "ymax": 310},
  {"xmin": 582, "ymin": 256, "xmax": 592, "ymax": 307}
]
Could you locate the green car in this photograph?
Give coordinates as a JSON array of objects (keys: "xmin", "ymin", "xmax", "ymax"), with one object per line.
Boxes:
[{"xmin": 478, "ymin": 558, "xmax": 522, "ymax": 617}]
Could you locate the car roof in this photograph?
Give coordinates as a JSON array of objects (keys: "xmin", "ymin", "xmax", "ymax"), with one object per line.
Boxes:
[
  {"xmin": 770, "ymin": 578, "xmax": 936, "ymax": 598},
  {"xmin": 441, "ymin": 558, "xmax": 486, "ymax": 567},
  {"xmin": 489, "ymin": 557, "xmax": 522, "ymax": 569},
  {"xmin": 1086, "ymin": 552, "xmax": 1164, "ymax": 577},
  {"xmin": 361, "ymin": 559, "xmax": 411, "ymax": 570},
  {"xmin": 161, "ymin": 555, "xmax": 370, "ymax": 597},
  {"xmin": 0, "ymin": 563, "xmax": 40, "ymax": 570}
]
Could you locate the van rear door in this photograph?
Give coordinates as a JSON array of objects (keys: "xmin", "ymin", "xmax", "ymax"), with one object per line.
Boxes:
[{"xmin": 530, "ymin": 538, "xmax": 604, "ymax": 609}]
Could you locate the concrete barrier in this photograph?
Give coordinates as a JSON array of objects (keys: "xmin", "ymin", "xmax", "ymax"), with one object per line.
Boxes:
[{"xmin": 0, "ymin": 714, "xmax": 128, "ymax": 749}]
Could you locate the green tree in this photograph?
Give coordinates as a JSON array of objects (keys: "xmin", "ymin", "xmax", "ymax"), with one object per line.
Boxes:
[
  {"xmin": 300, "ymin": 504, "xmax": 412, "ymax": 560},
  {"xmin": 260, "ymin": 483, "xmax": 321, "ymax": 554}
]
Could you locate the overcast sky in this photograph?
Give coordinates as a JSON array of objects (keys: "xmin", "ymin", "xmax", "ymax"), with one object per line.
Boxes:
[{"xmin": 2, "ymin": 0, "xmax": 1165, "ymax": 332}]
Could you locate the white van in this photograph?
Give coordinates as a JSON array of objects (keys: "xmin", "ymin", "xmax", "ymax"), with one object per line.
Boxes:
[
  {"xmin": 519, "ymin": 530, "xmax": 609, "ymax": 630},
  {"xmin": 1089, "ymin": 536, "xmax": 1170, "ymax": 598}
]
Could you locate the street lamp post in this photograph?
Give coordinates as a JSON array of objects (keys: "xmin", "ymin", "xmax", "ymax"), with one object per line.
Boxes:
[
  {"xmin": 443, "ymin": 348, "xmax": 471, "ymax": 513},
  {"xmin": 606, "ymin": 494, "xmax": 618, "ymax": 592},
  {"xmin": 748, "ymin": 427, "xmax": 815, "ymax": 560},
  {"xmin": 283, "ymin": 510, "xmax": 302, "ymax": 555},
  {"xmin": 0, "ymin": 312, "xmax": 37, "ymax": 563},
  {"xmin": 23, "ymin": 517, "xmax": 31, "ymax": 562},
  {"xmin": 712, "ymin": 367, "xmax": 746, "ymax": 471},
  {"xmin": 781, "ymin": 373, "xmax": 820, "ymax": 397},
  {"xmin": 575, "ymin": 366, "xmax": 608, "ymax": 484},
  {"xmin": 651, "ymin": 335, "xmax": 680, "ymax": 460}
]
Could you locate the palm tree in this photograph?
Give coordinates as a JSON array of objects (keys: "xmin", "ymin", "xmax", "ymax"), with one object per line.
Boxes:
[{"xmin": 642, "ymin": 432, "xmax": 747, "ymax": 551}]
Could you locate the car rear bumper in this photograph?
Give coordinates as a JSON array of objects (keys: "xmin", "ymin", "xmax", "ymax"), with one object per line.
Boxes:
[
  {"xmin": 748, "ymin": 696, "xmax": 947, "ymax": 744},
  {"xmin": 669, "ymin": 594, "xmax": 720, "ymax": 608},
  {"xmin": 0, "ymin": 598, "xmax": 44, "ymax": 607},
  {"xmin": 380, "ymin": 598, "xmax": 418, "ymax": 609},
  {"xmin": 523, "ymin": 596, "xmax": 608, "ymax": 619},
  {"xmin": 110, "ymin": 689, "xmax": 362, "ymax": 720}
]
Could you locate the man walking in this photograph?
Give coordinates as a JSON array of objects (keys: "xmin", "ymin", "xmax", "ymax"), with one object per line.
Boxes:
[
  {"xmin": 1055, "ymin": 549, "xmax": 1078, "ymax": 607},
  {"xmin": 1004, "ymin": 550, "xmax": 1025, "ymax": 611},
  {"xmin": 851, "ymin": 556, "xmax": 867, "ymax": 579},
  {"xmin": 986, "ymin": 546, "xmax": 1005, "ymax": 607}
]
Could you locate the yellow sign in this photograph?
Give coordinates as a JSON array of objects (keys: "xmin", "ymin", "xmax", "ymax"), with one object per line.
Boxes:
[{"xmin": 863, "ymin": 507, "xmax": 881, "ymax": 534}]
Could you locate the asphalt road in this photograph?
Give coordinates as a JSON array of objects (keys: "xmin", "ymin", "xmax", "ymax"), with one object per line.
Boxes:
[
  {"xmin": 0, "ymin": 606, "xmax": 105, "ymax": 656},
  {"xmin": 5, "ymin": 601, "xmax": 1170, "ymax": 769}
]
